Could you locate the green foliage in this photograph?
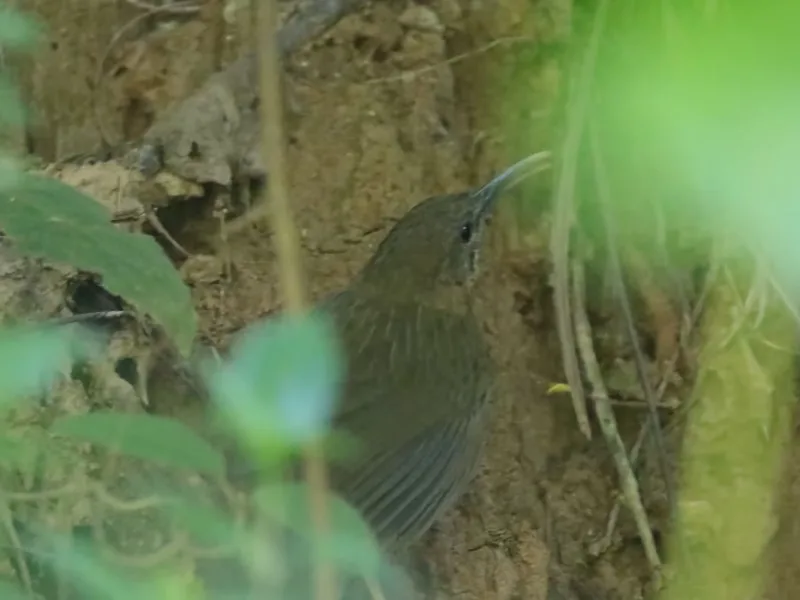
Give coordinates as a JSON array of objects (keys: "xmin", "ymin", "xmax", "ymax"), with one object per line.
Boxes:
[
  {"xmin": 0, "ymin": 75, "xmax": 26, "ymax": 128},
  {"xmin": 162, "ymin": 492, "xmax": 238, "ymax": 547},
  {"xmin": 0, "ymin": 174, "xmax": 197, "ymax": 354},
  {"xmin": 50, "ymin": 412, "xmax": 226, "ymax": 478},
  {"xmin": 586, "ymin": 1, "xmax": 800, "ymax": 278},
  {"xmin": 0, "ymin": 9, "xmax": 196, "ymax": 355},
  {"xmin": 0, "ymin": 324, "xmax": 100, "ymax": 407},
  {"xmin": 0, "ymin": 6, "xmax": 40, "ymax": 138},
  {"xmin": 0, "ymin": 6, "xmax": 42, "ymax": 49},
  {"xmin": 256, "ymin": 482, "xmax": 381, "ymax": 579},
  {"xmin": 34, "ymin": 533, "xmax": 158, "ymax": 600},
  {"xmin": 0, "ymin": 7, "xmax": 377, "ymax": 600},
  {"xmin": 205, "ymin": 312, "xmax": 344, "ymax": 464},
  {"xmin": 0, "ymin": 578, "xmax": 28, "ymax": 600},
  {"xmin": 0, "ymin": 155, "xmax": 25, "ymax": 192}
]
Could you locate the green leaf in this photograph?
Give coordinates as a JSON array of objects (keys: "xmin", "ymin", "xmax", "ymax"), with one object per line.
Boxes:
[
  {"xmin": 0, "ymin": 578, "xmax": 28, "ymax": 600},
  {"xmin": 161, "ymin": 491, "xmax": 237, "ymax": 547},
  {"xmin": 0, "ymin": 75, "xmax": 26, "ymax": 127},
  {"xmin": 0, "ymin": 8, "xmax": 43, "ymax": 49},
  {"xmin": 0, "ymin": 434, "xmax": 36, "ymax": 466},
  {"xmin": 0, "ymin": 173, "xmax": 197, "ymax": 354},
  {"xmin": 50, "ymin": 412, "xmax": 225, "ymax": 478},
  {"xmin": 205, "ymin": 313, "xmax": 343, "ymax": 460},
  {"xmin": 0, "ymin": 154, "xmax": 25, "ymax": 192},
  {"xmin": 34, "ymin": 532, "xmax": 157, "ymax": 600},
  {"xmin": 255, "ymin": 482, "xmax": 381, "ymax": 578},
  {"xmin": 0, "ymin": 324, "xmax": 100, "ymax": 406}
]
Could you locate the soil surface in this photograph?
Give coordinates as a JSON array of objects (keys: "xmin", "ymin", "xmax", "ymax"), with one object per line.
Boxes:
[{"xmin": 11, "ymin": 1, "xmax": 800, "ymax": 599}]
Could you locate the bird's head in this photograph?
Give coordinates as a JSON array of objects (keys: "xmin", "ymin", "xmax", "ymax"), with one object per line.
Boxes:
[{"xmin": 357, "ymin": 153, "xmax": 551, "ymax": 297}]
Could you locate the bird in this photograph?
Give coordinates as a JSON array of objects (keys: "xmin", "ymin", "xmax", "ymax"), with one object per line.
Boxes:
[
  {"xmin": 320, "ymin": 153, "xmax": 550, "ymax": 548},
  {"xmin": 212, "ymin": 152, "xmax": 552, "ymax": 598}
]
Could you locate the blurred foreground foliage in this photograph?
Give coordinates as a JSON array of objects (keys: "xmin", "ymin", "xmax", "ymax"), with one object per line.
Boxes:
[
  {"xmin": 566, "ymin": 1, "xmax": 800, "ymax": 599},
  {"xmin": 0, "ymin": 7, "xmax": 380, "ymax": 599}
]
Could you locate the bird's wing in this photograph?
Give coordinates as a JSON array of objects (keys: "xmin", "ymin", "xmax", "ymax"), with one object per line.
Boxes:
[
  {"xmin": 318, "ymin": 290, "xmax": 492, "ymax": 544},
  {"xmin": 320, "ymin": 289, "xmax": 492, "ymax": 456},
  {"xmin": 336, "ymin": 408, "xmax": 486, "ymax": 546}
]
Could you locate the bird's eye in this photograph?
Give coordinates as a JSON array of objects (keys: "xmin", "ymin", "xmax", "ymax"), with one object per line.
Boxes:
[{"xmin": 459, "ymin": 222, "xmax": 473, "ymax": 243}]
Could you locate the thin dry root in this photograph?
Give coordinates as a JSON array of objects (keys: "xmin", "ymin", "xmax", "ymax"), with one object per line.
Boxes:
[{"xmin": 571, "ymin": 258, "xmax": 662, "ymax": 576}]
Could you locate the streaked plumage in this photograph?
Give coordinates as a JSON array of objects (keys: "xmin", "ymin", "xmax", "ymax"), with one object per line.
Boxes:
[
  {"xmin": 319, "ymin": 154, "xmax": 551, "ymax": 548},
  {"xmin": 213, "ymin": 154, "xmax": 550, "ymax": 599}
]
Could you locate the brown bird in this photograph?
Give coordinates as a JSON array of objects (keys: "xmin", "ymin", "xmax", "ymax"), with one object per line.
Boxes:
[
  {"xmin": 320, "ymin": 153, "xmax": 550, "ymax": 549},
  {"xmin": 212, "ymin": 153, "xmax": 551, "ymax": 599}
]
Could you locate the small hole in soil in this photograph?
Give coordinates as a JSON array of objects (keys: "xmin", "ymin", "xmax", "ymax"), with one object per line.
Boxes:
[
  {"xmin": 115, "ymin": 357, "xmax": 139, "ymax": 388},
  {"xmin": 189, "ymin": 141, "xmax": 202, "ymax": 159},
  {"xmin": 373, "ymin": 46, "xmax": 389, "ymax": 62},
  {"xmin": 68, "ymin": 277, "xmax": 124, "ymax": 315},
  {"xmin": 70, "ymin": 363, "xmax": 93, "ymax": 391},
  {"xmin": 352, "ymin": 34, "xmax": 369, "ymax": 50}
]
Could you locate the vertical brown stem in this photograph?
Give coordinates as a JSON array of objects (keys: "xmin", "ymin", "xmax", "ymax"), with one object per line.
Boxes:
[{"xmin": 256, "ymin": 1, "xmax": 336, "ymax": 599}]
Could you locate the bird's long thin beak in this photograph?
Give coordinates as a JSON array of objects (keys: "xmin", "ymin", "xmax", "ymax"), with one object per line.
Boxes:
[{"xmin": 473, "ymin": 151, "xmax": 552, "ymax": 217}]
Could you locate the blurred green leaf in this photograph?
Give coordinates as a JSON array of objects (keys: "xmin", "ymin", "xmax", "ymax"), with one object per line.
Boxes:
[
  {"xmin": 0, "ymin": 154, "xmax": 25, "ymax": 192},
  {"xmin": 50, "ymin": 412, "xmax": 225, "ymax": 478},
  {"xmin": 0, "ymin": 434, "xmax": 38, "ymax": 467},
  {"xmin": 255, "ymin": 482, "xmax": 381, "ymax": 578},
  {"xmin": 205, "ymin": 313, "xmax": 343, "ymax": 461},
  {"xmin": 0, "ymin": 578, "xmax": 27, "ymax": 600},
  {"xmin": 0, "ymin": 324, "xmax": 100, "ymax": 406},
  {"xmin": 0, "ymin": 75, "xmax": 26, "ymax": 128},
  {"xmin": 0, "ymin": 7, "xmax": 43, "ymax": 48},
  {"xmin": 0, "ymin": 173, "xmax": 197, "ymax": 354},
  {"xmin": 161, "ymin": 491, "xmax": 237, "ymax": 547},
  {"xmin": 589, "ymin": 2, "xmax": 800, "ymax": 293},
  {"xmin": 35, "ymin": 532, "xmax": 156, "ymax": 600}
]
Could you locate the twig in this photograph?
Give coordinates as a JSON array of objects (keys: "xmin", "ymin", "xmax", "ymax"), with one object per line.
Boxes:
[
  {"xmin": 362, "ymin": 36, "xmax": 534, "ymax": 85},
  {"xmin": 589, "ymin": 125, "xmax": 674, "ymax": 508},
  {"xmin": 47, "ymin": 310, "xmax": 132, "ymax": 327},
  {"xmin": 4, "ymin": 483, "xmax": 77, "ymax": 502},
  {"xmin": 591, "ymin": 255, "xmax": 711, "ymax": 556},
  {"xmin": 143, "ymin": 211, "xmax": 191, "ymax": 257},
  {"xmin": 90, "ymin": 483, "xmax": 169, "ymax": 512},
  {"xmin": 123, "ymin": 0, "xmax": 199, "ymax": 14},
  {"xmin": 571, "ymin": 258, "xmax": 662, "ymax": 574},
  {"xmin": 550, "ymin": 0, "xmax": 611, "ymax": 439},
  {"xmin": 589, "ymin": 368, "xmax": 674, "ymax": 557},
  {"xmin": 0, "ymin": 501, "xmax": 33, "ymax": 596},
  {"xmin": 257, "ymin": 2, "xmax": 335, "ymax": 600}
]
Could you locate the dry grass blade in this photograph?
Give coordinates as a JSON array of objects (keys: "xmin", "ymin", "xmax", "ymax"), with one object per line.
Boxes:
[
  {"xmin": 590, "ymin": 125, "xmax": 674, "ymax": 507},
  {"xmin": 256, "ymin": 1, "xmax": 336, "ymax": 599},
  {"xmin": 571, "ymin": 258, "xmax": 662, "ymax": 575},
  {"xmin": 1, "ymin": 503, "xmax": 33, "ymax": 595},
  {"xmin": 549, "ymin": 0, "xmax": 611, "ymax": 440}
]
